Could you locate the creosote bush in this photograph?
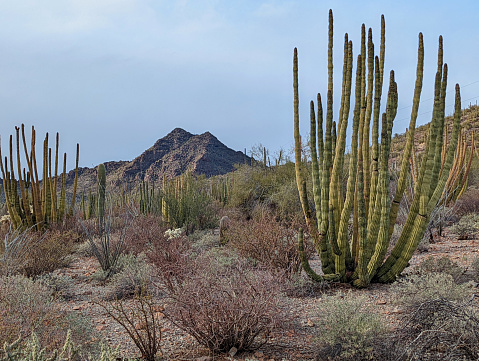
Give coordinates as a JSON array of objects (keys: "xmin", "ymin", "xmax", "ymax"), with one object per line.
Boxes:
[
  {"xmin": 415, "ymin": 255, "xmax": 466, "ymax": 284},
  {"xmin": 449, "ymin": 213, "xmax": 479, "ymax": 240},
  {"xmin": 390, "ymin": 273, "xmax": 473, "ymax": 307},
  {"xmin": 106, "ymin": 253, "xmax": 154, "ymax": 300},
  {"xmin": 0, "ymin": 274, "xmax": 93, "ymax": 352},
  {"xmin": 161, "ymin": 257, "xmax": 289, "ymax": 354},
  {"xmin": 315, "ymin": 292, "xmax": 387, "ymax": 360}
]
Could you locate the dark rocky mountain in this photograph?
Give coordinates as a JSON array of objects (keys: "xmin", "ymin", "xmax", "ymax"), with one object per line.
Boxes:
[{"xmin": 66, "ymin": 128, "xmax": 249, "ymax": 190}]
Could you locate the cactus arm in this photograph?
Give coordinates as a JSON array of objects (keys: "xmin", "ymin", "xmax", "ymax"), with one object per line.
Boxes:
[
  {"xmin": 310, "ymin": 100, "xmax": 322, "ymax": 230},
  {"xmin": 15, "ymin": 127, "xmax": 33, "ymax": 228},
  {"xmin": 68, "ymin": 143, "xmax": 79, "ymax": 216},
  {"xmin": 387, "ymin": 33, "xmax": 424, "ymax": 239}
]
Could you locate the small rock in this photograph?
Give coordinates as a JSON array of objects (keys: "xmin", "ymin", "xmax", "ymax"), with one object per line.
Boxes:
[
  {"xmin": 391, "ymin": 307, "xmax": 403, "ymax": 314},
  {"xmin": 229, "ymin": 347, "xmax": 238, "ymax": 357},
  {"xmin": 254, "ymin": 351, "xmax": 264, "ymax": 358},
  {"xmin": 306, "ymin": 319, "xmax": 315, "ymax": 327},
  {"xmin": 376, "ymin": 300, "xmax": 387, "ymax": 305}
]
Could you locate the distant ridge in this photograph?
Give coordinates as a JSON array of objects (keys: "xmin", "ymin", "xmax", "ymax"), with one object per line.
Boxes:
[{"xmin": 67, "ymin": 128, "xmax": 250, "ymax": 190}]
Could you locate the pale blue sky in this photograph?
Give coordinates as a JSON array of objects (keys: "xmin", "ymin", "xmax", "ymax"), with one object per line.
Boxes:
[{"xmin": 0, "ymin": 0, "xmax": 478, "ymax": 169}]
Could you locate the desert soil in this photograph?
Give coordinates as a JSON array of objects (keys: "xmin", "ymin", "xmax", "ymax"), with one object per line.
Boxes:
[{"xmin": 52, "ymin": 230, "xmax": 478, "ymax": 361}]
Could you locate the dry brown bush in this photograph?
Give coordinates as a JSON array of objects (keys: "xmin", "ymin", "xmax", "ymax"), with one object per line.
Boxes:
[
  {"xmin": 123, "ymin": 214, "xmax": 167, "ymax": 255},
  {"xmin": 22, "ymin": 230, "xmax": 76, "ymax": 277},
  {"xmin": 394, "ymin": 296, "xmax": 479, "ymax": 361},
  {"xmin": 160, "ymin": 257, "xmax": 290, "ymax": 354},
  {"xmin": 454, "ymin": 188, "xmax": 479, "ymax": 217},
  {"xmin": 97, "ymin": 291, "xmax": 163, "ymax": 361},
  {"xmin": 225, "ymin": 213, "xmax": 307, "ymax": 275}
]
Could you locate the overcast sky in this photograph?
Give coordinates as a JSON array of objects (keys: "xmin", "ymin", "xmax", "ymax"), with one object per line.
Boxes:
[{"xmin": 0, "ymin": 0, "xmax": 478, "ymax": 170}]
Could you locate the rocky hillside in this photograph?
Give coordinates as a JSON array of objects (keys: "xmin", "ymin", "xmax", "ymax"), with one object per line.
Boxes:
[{"xmin": 67, "ymin": 128, "xmax": 250, "ymax": 191}]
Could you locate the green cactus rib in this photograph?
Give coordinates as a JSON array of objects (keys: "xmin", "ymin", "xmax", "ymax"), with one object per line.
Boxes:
[
  {"xmin": 0, "ymin": 125, "xmax": 79, "ymax": 230},
  {"xmin": 97, "ymin": 163, "xmax": 106, "ymax": 230},
  {"xmin": 294, "ymin": 10, "xmax": 462, "ymax": 287},
  {"xmin": 335, "ymin": 53, "xmax": 362, "ymax": 277}
]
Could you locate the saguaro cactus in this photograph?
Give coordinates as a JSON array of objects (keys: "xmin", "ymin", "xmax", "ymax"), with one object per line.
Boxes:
[{"xmin": 294, "ymin": 10, "xmax": 462, "ymax": 287}]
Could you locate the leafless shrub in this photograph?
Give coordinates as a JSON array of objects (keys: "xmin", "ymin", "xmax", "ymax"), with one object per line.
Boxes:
[
  {"xmin": 123, "ymin": 214, "xmax": 167, "ymax": 255},
  {"xmin": 82, "ymin": 204, "xmax": 131, "ymax": 278},
  {"xmin": 455, "ymin": 188, "xmax": 479, "ymax": 217},
  {"xmin": 96, "ymin": 291, "xmax": 163, "ymax": 361},
  {"xmin": 225, "ymin": 213, "xmax": 307, "ymax": 275},
  {"xmin": 147, "ymin": 233, "xmax": 191, "ymax": 293},
  {"xmin": 161, "ymin": 257, "xmax": 289, "ymax": 354},
  {"xmin": 0, "ymin": 226, "xmax": 38, "ymax": 276},
  {"xmin": 394, "ymin": 296, "xmax": 479, "ymax": 361},
  {"xmin": 22, "ymin": 230, "xmax": 76, "ymax": 277}
]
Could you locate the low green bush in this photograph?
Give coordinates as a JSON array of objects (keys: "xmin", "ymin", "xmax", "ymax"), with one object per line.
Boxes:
[
  {"xmin": 390, "ymin": 273, "xmax": 473, "ymax": 307},
  {"xmin": 415, "ymin": 256, "xmax": 466, "ymax": 283},
  {"xmin": 449, "ymin": 213, "xmax": 479, "ymax": 240},
  {"xmin": 106, "ymin": 253, "xmax": 154, "ymax": 300},
  {"xmin": 0, "ymin": 274, "xmax": 93, "ymax": 352},
  {"xmin": 315, "ymin": 292, "xmax": 387, "ymax": 360}
]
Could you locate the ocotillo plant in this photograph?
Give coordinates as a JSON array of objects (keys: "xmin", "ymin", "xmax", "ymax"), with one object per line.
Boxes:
[
  {"xmin": 294, "ymin": 10, "xmax": 462, "ymax": 287},
  {"xmin": 0, "ymin": 125, "xmax": 79, "ymax": 230}
]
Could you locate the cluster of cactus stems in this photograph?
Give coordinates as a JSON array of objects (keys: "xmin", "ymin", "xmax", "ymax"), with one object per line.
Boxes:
[
  {"xmin": 0, "ymin": 125, "xmax": 79, "ymax": 231},
  {"xmin": 294, "ymin": 10, "xmax": 462, "ymax": 287}
]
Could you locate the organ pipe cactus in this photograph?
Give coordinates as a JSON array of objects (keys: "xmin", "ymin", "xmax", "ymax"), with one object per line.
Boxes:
[
  {"xmin": 294, "ymin": 10, "xmax": 462, "ymax": 287},
  {"xmin": 0, "ymin": 125, "xmax": 79, "ymax": 230},
  {"xmin": 97, "ymin": 163, "xmax": 106, "ymax": 231}
]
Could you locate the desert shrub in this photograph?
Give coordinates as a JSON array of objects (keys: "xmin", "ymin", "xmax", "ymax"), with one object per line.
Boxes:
[
  {"xmin": 283, "ymin": 273, "xmax": 329, "ymax": 298},
  {"xmin": 390, "ymin": 273, "xmax": 473, "ymax": 307},
  {"xmin": 0, "ymin": 227, "xmax": 75, "ymax": 277},
  {"xmin": 37, "ymin": 273, "xmax": 75, "ymax": 301},
  {"xmin": 225, "ymin": 213, "xmax": 305, "ymax": 275},
  {"xmin": 454, "ymin": 188, "xmax": 479, "ymax": 217},
  {"xmin": 229, "ymin": 162, "xmax": 305, "ymax": 221},
  {"xmin": 161, "ymin": 257, "xmax": 288, "ymax": 354},
  {"xmin": 393, "ymin": 296, "xmax": 479, "ymax": 361},
  {"xmin": 415, "ymin": 256, "xmax": 467, "ymax": 283},
  {"xmin": 0, "ymin": 226, "xmax": 37, "ymax": 275},
  {"xmin": 82, "ymin": 208, "xmax": 131, "ymax": 279},
  {"xmin": 450, "ymin": 213, "xmax": 479, "ymax": 240},
  {"xmin": 315, "ymin": 292, "xmax": 387, "ymax": 361},
  {"xmin": 148, "ymin": 233, "xmax": 191, "ymax": 292},
  {"xmin": 123, "ymin": 214, "xmax": 166, "ymax": 255},
  {"xmin": 0, "ymin": 331, "xmax": 124, "ymax": 361},
  {"xmin": 106, "ymin": 253, "xmax": 154, "ymax": 300},
  {"xmin": 96, "ymin": 291, "xmax": 163, "ymax": 361},
  {"xmin": 472, "ymin": 256, "xmax": 479, "ymax": 282},
  {"xmin": 22, "ymin": 230, "xmax": 76, "ymax": 277},
  {"xmin": 0, "ymin": 274, "xmax": 93, "ymax": 352}
]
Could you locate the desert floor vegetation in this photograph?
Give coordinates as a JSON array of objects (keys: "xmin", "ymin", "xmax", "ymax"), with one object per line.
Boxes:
[{"xmin": 2, "ymin": 8, "xmax": 479, "ymax": 361}]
